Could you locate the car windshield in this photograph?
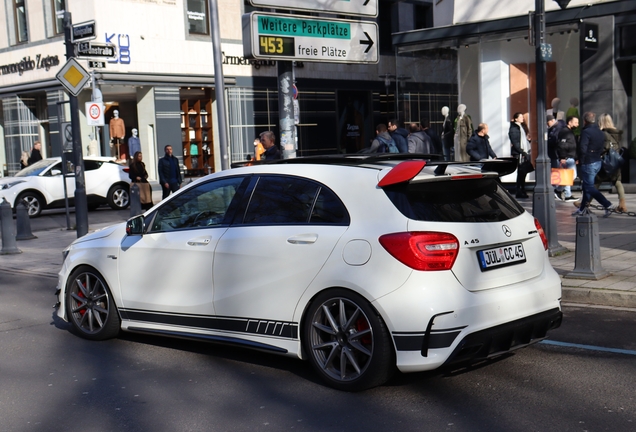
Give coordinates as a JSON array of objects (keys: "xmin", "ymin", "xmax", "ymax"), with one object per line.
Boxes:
[{"xmin": 15, "ymin": 159, "xmax": 58, "ymax": 177}]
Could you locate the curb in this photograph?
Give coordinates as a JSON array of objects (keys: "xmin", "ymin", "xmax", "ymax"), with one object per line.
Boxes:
[{"xmin": 562, "ymin": 287, "xmax": 636, "ymax": 309}]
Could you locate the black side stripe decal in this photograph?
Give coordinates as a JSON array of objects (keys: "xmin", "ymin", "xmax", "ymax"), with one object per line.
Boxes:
[{"xmin": 120, "ymin": 309, "xmax": 298, "ymax": 339}]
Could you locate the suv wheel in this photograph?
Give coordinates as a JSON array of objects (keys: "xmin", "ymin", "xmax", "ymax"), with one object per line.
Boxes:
[
  {"xmin": 107, "ymin": 184, "xmax": 129, "ymax": 210},
  {"xmin": 16, "ymin": 192, "xmax": 44, "ymax": 217}
]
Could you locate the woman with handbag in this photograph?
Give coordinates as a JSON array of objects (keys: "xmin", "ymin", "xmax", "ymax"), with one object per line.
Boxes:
[
  {"xmin": 129, "ymin": 151, "xmax": 153, "ymax": 210},
  {"xmin": 509, "ymin": 112, "xmax": 534, "ymax": 199},
  {"xmin": 597, "ymin": 113, "xmax": 626, "ymax": 212}
]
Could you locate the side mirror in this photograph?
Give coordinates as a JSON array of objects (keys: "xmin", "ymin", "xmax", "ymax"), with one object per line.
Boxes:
[
  {"xmin": 51, "ymin": 169, "xmax": 62, "ymax": 176},
  {"xmin": 126, "ymin": 214, "xmax": 145, "ymax": 236}
]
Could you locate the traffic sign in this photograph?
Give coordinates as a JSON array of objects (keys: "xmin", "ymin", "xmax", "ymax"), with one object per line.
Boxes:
[
  {"xmin": 56, "ymin": 58, "xmax": 91, "ymax": 97},
  {"xmin": 242, "ymin": 12, "xmax": 378, "ymax": 64},
  {"xmin": 72, "ymin": 20, "xmax": 96, "ymax": 42},
  {"xmin": 249, "ymin": 0, "xmax": 377, "ymax": 17},
  {"xmin": 75, "ymin": 42, "xmax": 116, "ymax": 59},
  {"xmin": 88, "ymin": 60, "xmax": 106, "ymax": 69},
  {"xmin": 85, "ymin": 101, "xmax": 105, "ymax": 126}
]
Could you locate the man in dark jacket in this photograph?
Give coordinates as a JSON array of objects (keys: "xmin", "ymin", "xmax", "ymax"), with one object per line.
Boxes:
[
  {"xmin": 388, "ymin": 119, "xmax": 409, "ymax": 153},
  {"xmin": 466, "ymin": 123, "xmax": 496, "ymax": 161},
  {"xmin": 509, "ymin": 112, "xmax": 533, "ymax": 198},
  {"xmin": 420, "ymin": 118, "xmax": 443, "ymax": 156},
  {"xmin": 158, "ymin": 145, "xmax": 182, "ymax": 199},
  {"xmin": 260, "ymin": 130, "xmax": 281, "ymax": 160},
  {"xmin": 573, "ymin": 112, "xmax": 615, "ymax": 217},
  {"xmin": 555, "ymin": 116, "xmax": 579, "ymax": 202},
  {"xmin": 28, "ymin": 141, "xmax": 43, "ymax": 165}
]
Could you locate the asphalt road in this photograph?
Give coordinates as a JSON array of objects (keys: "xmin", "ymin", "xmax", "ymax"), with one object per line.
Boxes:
[
  {"xmin": 28, "ymin": 205, "xmax": 132, "ymax": 232},
  {"xmin": 0, "ymin": 271, "xmax": 635, "ymax": 432}
]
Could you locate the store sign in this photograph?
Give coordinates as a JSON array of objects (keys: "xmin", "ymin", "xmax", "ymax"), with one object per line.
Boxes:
[
  {"xmin": 105, "ymin": 33, "xmax": 131, "ymax": 64},
  {"xmin": 222, "ymin": 52, "xmax": 304, "ymax": 69},
  {"xmin": 0, "ymin": 54, "xmax": 60, "ymax": 76},
  {"xmin": 582, "ymin": 23, "xmax": 599, "ymax": 51}
]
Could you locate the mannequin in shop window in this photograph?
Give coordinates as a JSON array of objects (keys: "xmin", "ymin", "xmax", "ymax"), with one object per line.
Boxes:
[
  {"xmin": 87, "ymin": 133, "xmax": 98, "ymax": 156},
  {"xmin": 454, "ymin": 104, "xmax": 473, "ymax": 162},
  {"xmin": 190, "ymin": 142, "xmax": 199, "ymax": 169},
  {"xmin": 128, "ymin": 128, "xmax": 141, "ymax": 160},
  {"xmin": 109, "ymin": 110, "xmax": 126, "ymax": 158},
  {"xmin": 441, "ymin": 106, "xmax": 453, "ymax": 161},
  {"xmin": 546, "ymin": 97, "xmax": 565, "ymax": 121}
]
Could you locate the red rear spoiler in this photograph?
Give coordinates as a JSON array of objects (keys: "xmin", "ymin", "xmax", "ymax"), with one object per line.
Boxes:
[{"xmin": 377, "ymin": 160, "xmax": 427, "ymax": 187}]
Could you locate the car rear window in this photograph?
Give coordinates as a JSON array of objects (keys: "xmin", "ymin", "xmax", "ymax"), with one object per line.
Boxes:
[{"xmin": 384, "ymin": 178, "xmax": 525, "ymax": 222}]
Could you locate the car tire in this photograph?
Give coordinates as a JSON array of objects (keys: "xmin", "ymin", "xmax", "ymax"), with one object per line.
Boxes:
[
  {"xmin": 107, "ymin": 184, "xmax": 130, "ymax": 210},
  {"xmin": 16, "ymin": 192, "xmax": 44, "ymax": 217},
  {"xmin": 303, "ymin": 289, "xmax": 394, "ymax": 391},
  {"xmin": 66, "ymin": 266, "xmax": 120, "ymax": 341}
]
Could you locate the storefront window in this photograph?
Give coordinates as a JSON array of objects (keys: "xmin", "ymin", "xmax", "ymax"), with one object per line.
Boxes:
[
  {"xmin": 14, "ymin": 0, "xmax": 28, "ymax": 43},
  {"xmin": 187, "ymin": 0, "xmax": 209, "ymax": 35},
  {"xmin": 52, "ymin": 0, "xmax": 65, "ymax": 35}
]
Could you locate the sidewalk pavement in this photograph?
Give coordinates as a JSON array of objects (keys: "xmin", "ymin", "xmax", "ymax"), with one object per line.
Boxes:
[{"xmin": 1, "ymin": 182, "xmax": 635, "ymax": 309}]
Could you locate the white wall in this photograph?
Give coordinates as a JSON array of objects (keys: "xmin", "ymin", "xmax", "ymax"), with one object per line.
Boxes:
[{"xmin": 437, "ymin": 0, "xmax": 614, "ymax": 26}]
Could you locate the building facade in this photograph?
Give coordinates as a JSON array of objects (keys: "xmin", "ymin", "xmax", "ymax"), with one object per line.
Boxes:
[
  {"xmin": 393, "ymin": 0, "xmax": 636, "ymax": 182},
  {"xmin": 1, "ymin": 0, "xmax": 454, "ymax": 180}
]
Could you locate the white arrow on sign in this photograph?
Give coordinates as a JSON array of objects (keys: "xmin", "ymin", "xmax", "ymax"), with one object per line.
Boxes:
[
  {"xmin": 249, "ymin": 0, "xmax": 377, "ymax": 18},
  {"xmin": 243, "ymin": 12, "xmax": 378, "ymax": 64}
]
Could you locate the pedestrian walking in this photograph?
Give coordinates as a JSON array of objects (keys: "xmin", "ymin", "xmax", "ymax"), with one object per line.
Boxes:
[
  {"xmin": 597, "ymin": 113, "xmax": 626, "ymax": 212},
  {"xmin": 260, "ymin": 131, "xmax": 281, "ymax": 160},
  {"xmin": 572, "ymin": 112, "xmax": 616, "ymax": 217},
  {"xmin": 129, "ymin": 151, "xmax": 153, "ymax": 210},
  {"xmin": 554, "ymin": 116, "xmax": 579, "ymax": 202},
  {"xmin": 28, "ymin": 141, "xmax": 43, "ymax": 165},
  {"xmin": 388, "ymin": 119, "xmax": 409, "ymax": 153}
]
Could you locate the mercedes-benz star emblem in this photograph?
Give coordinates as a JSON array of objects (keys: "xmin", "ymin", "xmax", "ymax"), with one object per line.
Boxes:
[{"xmin": 502, "ymin": 225, "xmax": 512, "ymax": 237}]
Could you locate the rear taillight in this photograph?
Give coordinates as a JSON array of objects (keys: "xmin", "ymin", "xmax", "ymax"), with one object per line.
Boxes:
[
  {"xmin": 534, "ymin": 218, "xmax": 548, "ymax": 250},
  {"xmin": 379, "ymin": 232, "xmax": 459, "ymax": 271},
  {"xmin": 123, "ymin": 167, "xmax": 130, "ymax": 173}
]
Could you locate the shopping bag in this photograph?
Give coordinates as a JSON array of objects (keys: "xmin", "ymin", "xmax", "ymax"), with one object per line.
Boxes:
[
  {"xmin": 137, "ymin": 182, "xmax": 153, "ymax": 204},
  {"xmin": 551, "ymin": 168, "xmax": 574, "ymax": 186}
]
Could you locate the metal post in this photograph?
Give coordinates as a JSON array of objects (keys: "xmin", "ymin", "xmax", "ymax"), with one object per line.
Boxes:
[
  {"xmin": 63, "ymin": 12, "xmax": 88, "ymax": 237},
  {"xmin": 566, "ymin": 214, "xmax": 609, "ymax": 279},
  {"xmin": 208, "ymin": 0, "xmax": 230, "ymax": 170},
  {"xmin": 531, "ymin": 0, "xmax": 565, "ymax": 256},
  {"xmin": 15, "ymin": 201, "xmax": 37, "ymax": 240},
  {"xmin": 0, "ymin": 198, "xmax": 21, "ymax": 255},
  {"xmin": 278, "ymin": 61, "xmax": 296, "ymax": 159}
]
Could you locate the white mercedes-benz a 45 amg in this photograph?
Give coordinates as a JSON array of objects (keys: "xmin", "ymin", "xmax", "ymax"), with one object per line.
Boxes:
[{"xmin": 56, "ymin": 155, "xmax": 562, "ymax": 391}]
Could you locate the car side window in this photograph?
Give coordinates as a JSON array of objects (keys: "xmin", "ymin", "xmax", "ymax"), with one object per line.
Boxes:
[
  {"xmin": 149, "ymin": 177, "xmax": 245, "ymax": 232},
  {"xmin": 242, "ymin": 175, "xmax": 349, "ymax": 225},
  {"xmin": 84, "ymin": 160, "xmax": 102, "ymax": 171}
]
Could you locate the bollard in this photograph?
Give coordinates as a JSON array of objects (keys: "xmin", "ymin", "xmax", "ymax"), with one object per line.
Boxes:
[
  {"xmin": 129, "ymin": 183, "xmax": 142, "ymax": 218},
  {"xmin": 0, "ymin": 198, "xmax": 21, "ymax": 255},
  {"xmin": 566, "ymin": 213, "xmax": 609, "ymax": 280},
  {"xmin": 16, "ymin": 201, "xmax": 37, "ymax": 240}
]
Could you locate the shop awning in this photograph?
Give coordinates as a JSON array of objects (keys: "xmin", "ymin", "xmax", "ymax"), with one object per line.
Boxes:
[{"xmin": 392, "ymin": 0, "xmax": 636, "ymax": 52}]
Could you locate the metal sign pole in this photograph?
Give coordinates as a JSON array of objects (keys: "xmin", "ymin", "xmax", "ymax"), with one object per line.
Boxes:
[{"xmin": 63, "ymin": 12, "xmax": 88, "ymax": 237}]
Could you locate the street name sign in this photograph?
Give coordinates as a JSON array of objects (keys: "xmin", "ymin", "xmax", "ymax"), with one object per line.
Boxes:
[
  {"xmin": 88, "ymin": 60, "xmax": 106, "ymax": 69},
  {"xmin": 75, "ymin": 42, "xmax": 116, "ymax": 59},
  {"xmin": 72, "ymin": 20, "xmax": 97, "ymax": 42},
  {"xmin": 242, "ymin": 12, "xmax": 378, "ymax": 64},
  {"xmin": 249, "ymin": 0, "xmax": 377, "ymax": 18},
  {"xmin": 56, "ymin": 58, "xmax": 90, "ymax": 97}
]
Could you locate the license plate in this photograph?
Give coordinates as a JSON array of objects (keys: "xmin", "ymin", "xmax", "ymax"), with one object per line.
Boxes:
[{"xmin": 477, "ymin": 243, "xmax": 526, "ymax": 271}]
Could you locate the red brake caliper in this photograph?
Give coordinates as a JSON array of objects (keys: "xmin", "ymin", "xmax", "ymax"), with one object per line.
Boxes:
[{"xmin": 356, "ymin": 318, "xmax": 371, "ymax": 345}]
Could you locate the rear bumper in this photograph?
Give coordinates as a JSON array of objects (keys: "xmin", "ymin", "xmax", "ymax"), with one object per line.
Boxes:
[{"xmin": 441, "ymin": 307, "xmax": 562, "ymax": 367}]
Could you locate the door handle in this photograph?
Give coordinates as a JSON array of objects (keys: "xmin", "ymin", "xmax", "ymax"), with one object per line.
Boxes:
[
  {"xmin": 287, "ymin": 234, "xmax": 318, "ymax": 244},
  {"xmin": 187, "ymin": 238, "xmax": 211, "ymax": 246}
]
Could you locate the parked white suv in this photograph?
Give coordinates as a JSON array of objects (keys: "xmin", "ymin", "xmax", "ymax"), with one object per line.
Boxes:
[{"xmin": 0, "ymin": 157, "xmax": 130, "ymax": 217}]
